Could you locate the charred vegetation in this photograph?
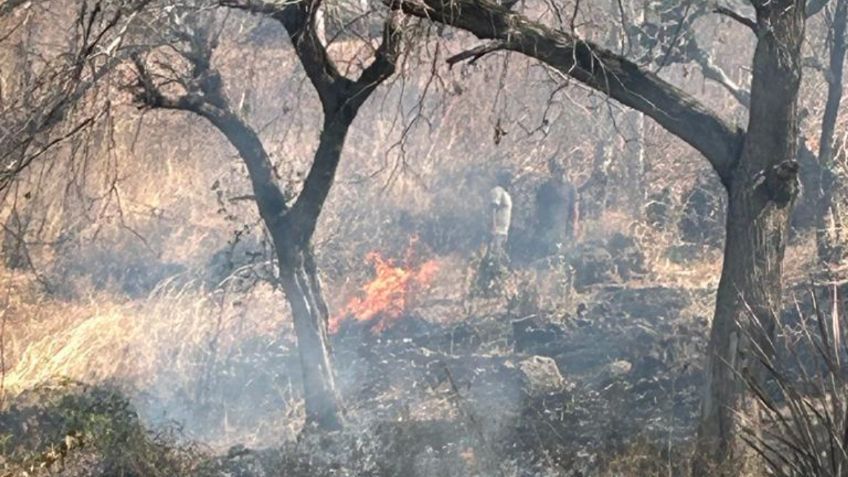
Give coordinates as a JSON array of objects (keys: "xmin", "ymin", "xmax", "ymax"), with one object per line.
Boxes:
[{"xmin": 1, "ymin": 0, "xmax": 848, "ymax": 475}]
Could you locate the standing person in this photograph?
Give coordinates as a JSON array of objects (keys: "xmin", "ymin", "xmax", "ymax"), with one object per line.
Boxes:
[
  {"xmin": 535, "ymin": 156, "xmax": 579, "ymax": 256},
  {"xmin": 489, "ymin": 169, "xmax": 513, "ymax": 261},
  {"xmin": 474, "ymin": 169, "xmax": 513, "ymax": 297}
]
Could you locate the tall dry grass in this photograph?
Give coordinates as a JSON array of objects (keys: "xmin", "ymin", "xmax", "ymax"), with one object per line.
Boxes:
[{"xmin": 740, "ymin": 286, "xmax": 848, "ymax": 476}]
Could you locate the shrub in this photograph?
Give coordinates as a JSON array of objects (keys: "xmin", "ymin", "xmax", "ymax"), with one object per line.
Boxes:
[{"xmin": 0, "ymin": 380, "xmax": 204, "ymax": 476}]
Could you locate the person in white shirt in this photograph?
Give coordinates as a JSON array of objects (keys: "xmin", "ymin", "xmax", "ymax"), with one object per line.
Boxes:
[{"xmin": 489, "ymin": 170, "xmax": 513, "ymax": 259}]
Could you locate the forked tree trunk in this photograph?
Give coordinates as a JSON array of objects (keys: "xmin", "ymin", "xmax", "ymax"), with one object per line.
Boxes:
[
  {"xmin": 128, "ymin": 0, "xmax": 402, "ymax": 433},
  {"xmin": 272, "ymin": 113, "xmax": 354, "ymax": 430},
  {"xmin": 695, "ymin": 2, "xmax": 805, "ymax": 472},
  {"xmin": 202, "ymin": 107, "xmax": 350, "ymax": 430}
]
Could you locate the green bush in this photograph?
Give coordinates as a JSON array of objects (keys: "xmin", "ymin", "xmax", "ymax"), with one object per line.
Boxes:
[{"xmin": 0, "ymin": 380, "xmax": 204, "ymax": 476}]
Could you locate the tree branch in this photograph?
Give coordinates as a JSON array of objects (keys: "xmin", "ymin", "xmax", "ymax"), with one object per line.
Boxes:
[
  {"xmin": 806, "ymin": 0, "xmax": 831, "ymax": 17},
  {"xmin": 714, "ymin": 6, "xmax": 757, "ymax": 32},
  {"xmin": 446, "ymin": 40, "xmax": 507, "ymax": 66},
  {"xmin": 393, "ymin": 0, "xmax": 743, "ymax": 184},
  {"xmin": 690, "ymin": 39, "xmax": 751, "ymax": 107},
  {"xmin": 0, "ymin": 1, "xmax": 149, "ymax": 190},
  {"xmin": 290, "ymin": 8, "xmax": 406, "ymax": 238},
  {"xmin": 131, "ymin": 53, "xmax": 289, "ymax": 223},
  {"xmin": 347, "ymin": 7, "xmax": 405, "ymax": 110},
  {"xmin": 221, "ymin": 0, "xmax": 352, "ymax": 110},
  {"xmin": 0, "ymin": 0, "xmax": 29, "ymax": 17},
  {"xmin": 223, "ymin": 0, "xmax": 405, "ymax": 240}
]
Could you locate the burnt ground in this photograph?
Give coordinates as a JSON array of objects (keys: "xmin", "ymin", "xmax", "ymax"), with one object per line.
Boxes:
[
  {"xmin": 5, "ymin": 277, "xmax": 844, "ymax": 476},
  {"xmin": 199, "ymin": 283, "xmax": 714, "ymax": 477}
]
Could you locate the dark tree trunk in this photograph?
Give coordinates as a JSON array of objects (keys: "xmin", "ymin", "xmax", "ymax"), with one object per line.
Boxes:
[
  {"xmin": 695, "ymin": 1, "xmax": 805, "ymax": 472},
  {"xmin": 202, "ymin": 107, "xmax": 348, "ymax": 430},
  {"xmin": 133, "ymin": 3, "xmax": 402, "ymax": 430},
  {"xmin": 815, "ymin": 0, "xmax": 848, "ymax": 265},
  {"xmin": 272, "ymin": 114, "xmax": 353, "ymax": 430},
  {"xmin": 276, "ymin": 241, "xmax": 342, "ymax": 430}
]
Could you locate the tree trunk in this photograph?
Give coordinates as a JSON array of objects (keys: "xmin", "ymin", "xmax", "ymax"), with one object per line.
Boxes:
[
  {"xmin": 695, "ymin": 2, "xmax": 805, "ymax": 472},
  {"xmin": 276, "ymin": 240, "xmax": 342, "ymax": 430},
  {"xmin": 815, "ymin": 0, "xmax": 848, "ymax": 266},
  {"xmin": 695, "ymin": 183, "xmax": 795, "ymax": 474},
  {"xmin": 203, "ymin": 107, "xmax": 346, "ymax": 430},
  {"xmin": 622, "ymin": 0, "xmax": 647, "ymax": 215},
  {"xmin": 274, "ymin": 114, "xmax": 353, "ymax": 430}
]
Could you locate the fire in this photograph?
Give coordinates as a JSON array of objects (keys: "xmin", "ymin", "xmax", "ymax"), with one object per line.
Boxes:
[{"xmin": 330, "ymin": 250, "xmax": 439, "ymax": 334}]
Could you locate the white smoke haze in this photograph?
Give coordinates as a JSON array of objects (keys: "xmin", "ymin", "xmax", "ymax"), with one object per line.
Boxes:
[{"xmin": 0, "ymin": 0, "xmax": 846, "ymax": 476}]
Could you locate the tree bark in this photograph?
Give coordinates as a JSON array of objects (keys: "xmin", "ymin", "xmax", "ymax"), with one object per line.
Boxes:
[
  {"xmin": 272, "ymin": 114, "xmax": 353, "ymax": 430},
  {"xmin": 276, "ymin": 240, "xmax": 342, "ymax": 430},
  {"xmin": 695, "ymin": 1, "xmax": 805, "ymax": 472}
]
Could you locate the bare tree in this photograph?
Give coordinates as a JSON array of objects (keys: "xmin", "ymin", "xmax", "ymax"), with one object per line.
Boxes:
[
  {"xmin": 0, "ymin": 0, "xmax": 149, "ymax": 191},
  {"xmin": 814, "ymin": 0, "xmax": 847, "ymax": 266},
  {"xmin": 396, "ymin": 0, "xmax": 810, "ymax": 471},
  {"xmin": 130, "ymin": 1, "xmax": 403, "ymax": 430},
  {"xmin": 633, "ymin": 0, "xmax": 848, "ymax": 267}
]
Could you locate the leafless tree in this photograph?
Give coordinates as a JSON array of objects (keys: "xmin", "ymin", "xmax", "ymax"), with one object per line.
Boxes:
[
  {"xmin": 130, "ymin": 0, "xmax": 404, "ymax": 430},
  {"xmin": 394, "ymin": 0, "xmax": 816, "ymax": 472},
  {"xmin": 0, "ymin": 0, "xmax": 150, "ymax": 191},
  {"xmin": 813, "ymin": 0, "xmax": 848, "ymax": 266}
]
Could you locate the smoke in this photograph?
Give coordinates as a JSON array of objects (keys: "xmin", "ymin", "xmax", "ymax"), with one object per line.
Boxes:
[
  {"xmin": 2, "ymin": 279, "xmax": 302, "ymax": 448},
  {"xmin": 4, "ymin": 3, "xmax": 831, "ymax": 475}
]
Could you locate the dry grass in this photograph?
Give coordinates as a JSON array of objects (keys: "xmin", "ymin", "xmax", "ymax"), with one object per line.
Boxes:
[
  {"xmin": 0, "ymin": 271, "xmax": 297, "ymax": 447},
  {"xmin": 0, "ymin": 6, "xmax": 845, "ymax": 476}
]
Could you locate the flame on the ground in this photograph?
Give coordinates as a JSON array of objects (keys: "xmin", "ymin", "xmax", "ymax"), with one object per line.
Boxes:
[{"xmin": 330, "ymin": 251, "xmax": 439, "ymax": 334}]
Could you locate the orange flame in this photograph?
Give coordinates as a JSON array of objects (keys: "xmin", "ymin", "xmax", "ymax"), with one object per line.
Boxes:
[{"xmin": 330, "ymin": 251, "xmax": 439, "ymax": 334}]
